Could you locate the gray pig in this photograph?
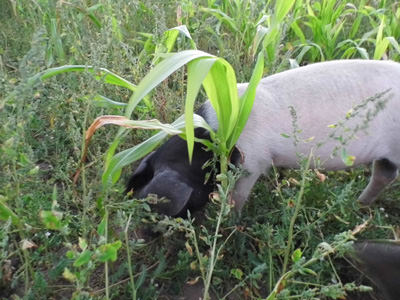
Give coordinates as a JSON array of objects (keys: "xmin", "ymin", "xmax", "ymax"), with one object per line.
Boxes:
[{"xmin": 127, "ymin": 59, "xmax": 400, "ymax": 216}]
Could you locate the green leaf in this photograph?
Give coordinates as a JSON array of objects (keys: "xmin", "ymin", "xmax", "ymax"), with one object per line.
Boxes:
[
  {"xmin": 266, "ymin": 291, "xmax": 276, "ymax": 300},
  {"xmin": 97, "ymin": 241, "xmax": 122, "ymax": 262},
  {"xmin": 63, "ymin": 268, "xmax": 76, "ymax": 282},
  {"xmin": 291, "ymin": 21, "xmax": 306, "ymax": 44},
  {"xmin": 185, "ymin": 57, "xmax": 217, "ymax": 161},
  {"xmin": 291, "ymin": 248, "xmax": 302, "ymax": 263},
  {"xmin": 341, "ymin": 148, "xmax": 356, "ymax": 167},
  {"xmin": 164, "ymin": 25, "xmax": 193, "ymax": 51},
  {"xmin": 251, "ymin": 25, "xmax": 269, "ymax": 58},
  {"xmin": 40, "ymin": 210, "xmax": 63, "ymax": 230},
  {"xmin": 73, "ymin": 250, "xmax": 92, "ymax": 267},
  {"xmin": 301, "ymin": 267, "xmax": 318, "ymax": 276},
  {"xmin": 230, "ymin": 268, "xmax": 243, "ymax": 280},
  {"xmin": 124, "ymin": 50, "xmax": 214, "ymax": 119},
  {"xmin": 66, "ymin": 250, "xmax": 75, "ymax": 259},
  {"xmin": 0, "ymin": 196, "xmax": 21, "ymax": 227},
  {"xmin": 373, "ymin": 16, "xmax": 389, "ymax": 60},
  {"xmin": 386, "ymin": 36, "xmax": 400, "ymax": 55},
  {"xmin": 153, "ymin": 25, "xmax": 196, "ymax": 64},
  {"xmin": 200, "ymin": 8, "xmax": 239, "ymax": 32},
  {"xmin": 275, "ymin": 0, "xmax": 296, "ymax": 23},
  {"xmin": 33, "ymin": 65, "xmax": 137, "ymax": 91},
  {"xmin": 79, "ymin": 237, "xmax": 88, "ymax": 251},
  {"xmin": 102, "ymin": 50, "xmax": 216, "ymax": 182},
  {"xmin": 102, "ymin": 114, "xmax": 214, "ymax": 185},
  {"xmin": 102, "ymin": 130, "xmax": 167, "ymax": 186},
  {"xmin": 92, "ymin": 94, "xmax": 127, "ymax": 108},
  {"xmin": 228, "ymin": 51, "xmax": 264, "ymax": 150},
  {"xmin": 202, "ymin": 59, "xmax": 239, "ymax": 147},
  {"xmin": 97, "ymin": 216, "xmax": 106, "ymax": 236}
]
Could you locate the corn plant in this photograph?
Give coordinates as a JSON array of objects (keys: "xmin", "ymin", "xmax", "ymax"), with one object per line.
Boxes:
[{"xmin": 31, "ymin": 46, "xmax": 264, "ymax": 298}]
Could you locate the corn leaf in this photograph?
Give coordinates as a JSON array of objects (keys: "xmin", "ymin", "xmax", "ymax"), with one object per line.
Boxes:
[
  {"xmin": 228, "ymin": 52, "xmax": 264, "ymax": 150},
  {"xmin": 275, "ymin": 0, "xmax": 296, "ymax": 23},
  {"xmin": 102, "ymin": 114, "xmax": 214, "ymax": 185},
  {"xmin": 124, "ymin": 50, "xmax": 214, "ymax": 119},
  {"xmin": 202, "ymin": 59, "xmax": 239, "ymax": 149},
  {"xmin": 34, "ymin": 65, "xmax": 137, "ymax": 91},
  {"xmin": 185, "ymin": 58, "xmax": 217, "ymax": 161}
]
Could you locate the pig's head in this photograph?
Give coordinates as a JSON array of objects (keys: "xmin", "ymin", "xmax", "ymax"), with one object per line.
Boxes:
[
  {"xmin": 352, "ymin": 241, "xmax": 400, "ymax": 300},
  {"xmin": 126, "ymin": 128, "xmax": 215, "ymax": 217}
]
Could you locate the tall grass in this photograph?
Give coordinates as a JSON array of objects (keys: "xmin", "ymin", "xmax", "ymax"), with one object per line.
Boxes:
[{"xmin": 1, "ymin": 0, "xmax": 400, "ymax": 299}]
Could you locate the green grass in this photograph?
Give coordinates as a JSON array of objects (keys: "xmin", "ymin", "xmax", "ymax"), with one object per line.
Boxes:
[{"xmin": 1, "ymin": 0, "xmax": 400, "ymax": 299}]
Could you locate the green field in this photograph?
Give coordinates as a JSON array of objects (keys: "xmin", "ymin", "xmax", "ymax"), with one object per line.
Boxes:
[{"xmin": 1, "ymin": 0, "xmax": 399, "ymax": 299}]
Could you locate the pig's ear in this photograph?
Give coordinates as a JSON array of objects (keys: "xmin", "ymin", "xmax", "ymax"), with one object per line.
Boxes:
[
  {"xmin": 142, "ymin": 170, "xmax": 193, "ymax": 217},
  {"xmin": 125, "ymin": 152, "xmax": 155, "ymax": 194},
  {"xmin": 230, "ymin": 146, "xmax": 244, "ymax": 166}
]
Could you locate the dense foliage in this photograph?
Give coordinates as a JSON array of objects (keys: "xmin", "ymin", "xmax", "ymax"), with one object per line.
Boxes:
[{"xmin": 1, "ymin": 0, "xmax": 399, "ymax": 299}]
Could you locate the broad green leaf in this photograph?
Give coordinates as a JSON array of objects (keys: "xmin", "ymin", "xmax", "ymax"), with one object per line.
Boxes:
[
  {"xmin": 73, "ymin": 250, "xmax": 92, "ymax": 267},
  {"xmin": 373, "ymin": 16, "xmax": 388, "ymax": 60},
  {"xmin": 374, "ymin": 38, "xmax": 390, "ymax": 60},
  {"xmin": 153, "ymin": 25, "xmax": 196, "ymax": 64},
  {"xmin": 202, "ymin": 59, "xmax": 239, "ymax": 147},
  {"xmin": 228, "ymin": 52, "xmax": 264, "ymax": 150},
  {"xmin": 102, "ymin": 130, "xmax": 166, "ymax": 186},
  {"xmin": 291, "ymin": 20, "xmax": 306, "ymax": 44},
  {"xmin": 275, "ymin": 0, "xmax": 296, "ymax": 23},
  {"xmin": 165, "ymin": 25, "xmax": 194, "ymax": 51},
  {"xmin": 185, "ymin": 57, "xmax": 217, "ymax": 161},
  {"xmin": 97, "ymin": 241, "xmax": 122, "ymax": 262},
  {"xmin": 104, "ymin": 51, "xmax": 214, "ymax": 173},
  {"xmin": 103, "ymin": 50, "xmax": 221, "ymax": 187},
  {"xmin": 125, "ymin": 50, "xmax": 214, "ymax": 119},
  {"xmin": 263, "ymin": 26, "xmax": 279, "ymax": 62}
]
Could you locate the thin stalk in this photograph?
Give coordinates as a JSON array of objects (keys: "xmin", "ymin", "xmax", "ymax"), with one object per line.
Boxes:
[
  {"xmin": 191, "ymin": 228, "xmax": 206, "ymax": 280},
  {"xmin": 124, "ymin": 213, "xmax": 136, "ymax": 300},
  {"xmin": 269, "ymin": 246, "xmax": 274, "ymax": 292},
  {"xmin": 282, "ymin": 151, "xmax": 313, "ymax": 274},
  {"xmin": 203, "ymin": 153, "xmax": 229, "ymax": 300},
  {"xmin": 104, "ymin": 208, "xmax": 110, "ymax": 300},
  {"xmin": 80, "ymin": 104, "xmax": 91, "ymax": 237}
]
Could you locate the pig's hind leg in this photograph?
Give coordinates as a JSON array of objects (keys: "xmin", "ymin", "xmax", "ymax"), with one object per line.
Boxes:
[{"xmin": 358, "ymin": 158, "xmax": 398, "ymax": 206}]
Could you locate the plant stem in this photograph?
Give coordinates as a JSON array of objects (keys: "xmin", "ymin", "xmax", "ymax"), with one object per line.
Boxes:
[
  {"xmin": 282, "ymin": 151, "xmax": 312, "ymax": 274},
  {"xmin": 104, "ymin": 208, "xmax": 110, "ymax": 300},
  {"xmin": 124, "ymin": 213, "xmax": 137, "ymax": 300},
  {"xmin": 203, "ymin": 153, "xmax": 229, "ymax": 300}
]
